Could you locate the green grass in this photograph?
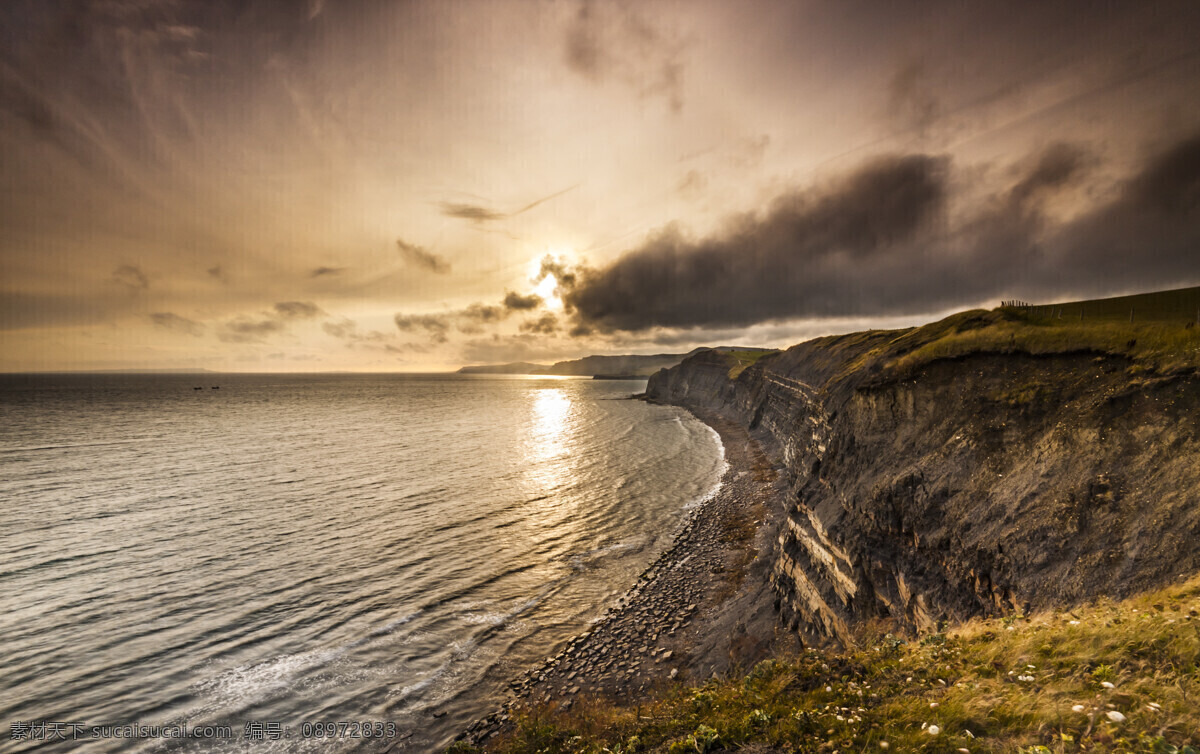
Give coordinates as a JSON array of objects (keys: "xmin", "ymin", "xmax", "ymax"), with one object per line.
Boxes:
[
  {"xmin": 1016, "ymin": 286, "xmax": 1200, "ymax": 325},
  {"xmin": 725, "ymin": 350, "xmax": 780, "ymax": 379},
  {"xmin": 457, "ymin": 576, "xmax": 1200, "ymax": 753},
  {"xmin": 887, "ymin": 311, "xmax": 1200, "ymax": 378}
]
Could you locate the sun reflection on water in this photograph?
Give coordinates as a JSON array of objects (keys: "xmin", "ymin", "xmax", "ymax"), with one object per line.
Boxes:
[{"xmin": 529, "ymin": 388, "xmax": 572, "ymax": 464}]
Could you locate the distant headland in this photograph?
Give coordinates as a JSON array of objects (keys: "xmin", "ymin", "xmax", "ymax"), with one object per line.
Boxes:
[{"xmin": 456, "ymin": 346, "xmax": 777, "ymax": 378}]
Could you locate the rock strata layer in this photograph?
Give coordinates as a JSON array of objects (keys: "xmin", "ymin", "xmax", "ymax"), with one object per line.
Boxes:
[{"xmin": 646, "ymin": 334, "xmax": 1200, "ymax": 646}]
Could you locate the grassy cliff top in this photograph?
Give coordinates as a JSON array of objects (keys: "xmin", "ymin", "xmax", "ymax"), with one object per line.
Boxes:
[
  {"xmin": 743, "ymin": 288, "xmax": 1200, "ymax": 391},
  {"xmin": 462, "ymin": 574, "xmax": 1200, "ymax": 753}
]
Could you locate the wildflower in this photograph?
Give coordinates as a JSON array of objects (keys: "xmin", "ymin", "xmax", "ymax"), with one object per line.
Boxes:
[
  {"xmin": 1071, "ymin": 704, "xmax": 1086, "ymax": 713},
  {"xmin": 1100, "ymin": 681, "xmax": 1115, "ymax": 689},
  {"xmin": 929, "ymin": 702, "xmax": 939, "ymax": 708},
  {"xmin": 1068, "ymin": 620, "xmax": 1080, "ymax": 625},
  {"xmin": 826, "ymin": 686, "xmax": 832, "ymax": 692},
  {"xmin": 1106, "ymin": 710, "xmax": 1126, "ymax": 723},
  {"xmin": 879, "ymin": 743, "xmax": 889, "ymax": 750},
  {"xmin": 927, "ymin": 725, "xmax": 941, "ymax": 735}
]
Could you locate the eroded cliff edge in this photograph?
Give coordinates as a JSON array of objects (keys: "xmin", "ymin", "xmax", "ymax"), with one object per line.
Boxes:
[{"xmin": 646, "ymin": 309, "xmax": 1200, "ymax": 646}]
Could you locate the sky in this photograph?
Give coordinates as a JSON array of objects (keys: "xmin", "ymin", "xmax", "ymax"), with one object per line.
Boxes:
[{"xmin": 2, "ymin": 0, "xmax": 1199, "ymax": 372}]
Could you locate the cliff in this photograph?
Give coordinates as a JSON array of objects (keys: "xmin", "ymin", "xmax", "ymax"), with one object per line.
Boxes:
[{"xmin": 646, "ymin": 307, "xmax": 1200, "ymax": 645}]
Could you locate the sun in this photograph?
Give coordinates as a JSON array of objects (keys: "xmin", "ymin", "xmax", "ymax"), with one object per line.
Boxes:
[
  {"xmin": 527, "ymin": 251, "xmax": 570, "ymax": 310},
  {"xmin": 533, "ymin": 273, "xmax": 561, "ymax": 309}
]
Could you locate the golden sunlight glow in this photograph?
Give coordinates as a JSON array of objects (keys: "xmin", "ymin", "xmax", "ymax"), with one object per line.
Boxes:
[{"xmin": 534, "ymin": 273, "xmax": 563, "ymax": 310}]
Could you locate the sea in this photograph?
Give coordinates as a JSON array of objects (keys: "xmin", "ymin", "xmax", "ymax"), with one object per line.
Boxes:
[{"xmin": 0, "ymin": 373, "xmax": 725, "ymax": 752}]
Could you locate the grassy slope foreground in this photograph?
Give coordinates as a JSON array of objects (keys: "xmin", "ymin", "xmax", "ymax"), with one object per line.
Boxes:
[{"xmin": 466, "ymin": 575, "xmax": 1200, "ymax": 753}]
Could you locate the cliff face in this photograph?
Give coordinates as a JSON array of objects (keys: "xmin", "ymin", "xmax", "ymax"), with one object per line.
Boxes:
[{"xmin": 647, "ymin": 320, "xmax": 1200, "ymax": 644}]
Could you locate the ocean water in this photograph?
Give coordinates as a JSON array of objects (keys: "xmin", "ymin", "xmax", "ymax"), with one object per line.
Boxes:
[{"xmin": 0, "ymin": 373, "xmax": 724, "ymax": 752}]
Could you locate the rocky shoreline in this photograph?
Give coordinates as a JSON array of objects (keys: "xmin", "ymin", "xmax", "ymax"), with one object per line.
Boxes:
[{"xmin": 458, "ymin": 407, "xmax": 796, "ymax": 747}]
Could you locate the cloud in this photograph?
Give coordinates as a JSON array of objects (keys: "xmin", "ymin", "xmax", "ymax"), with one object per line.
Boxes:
[
  {"xmin": 563, "ymin": 153, "xmax": 948, "ymax": 331},
  {"xmin": 1007, "ymin": 143, "xmax": 1089, "ymax": 208},
  {"xmin": 394, "ymin": 312, "xmax": 452, "ymax": 344},
  {"xmin": 536, "ymin": 254, "xmax": 578, "ymax": 288},
  {"xmin": 321, "ymin": 317, "xmax": 357, "ymax": 338},
  {"xmin": 560, "ymin": 130, "xmax": 1200, "ymax": 333},
  {"xmin": 519, "ymin": 312, "xmax": 560, "ymax": 334},
  {"xmin": 563, "ymin": 0, "xmax": 685, "ymax": 112},
  {"xmin": 887, "ymin": 60, "xmax": 940, "ymax": 137},
  {"xmin": 437, "ymin": 185, "xmax": 578, "ymax": 226},
  {"xmin": 311, "ymin": 266, "xmax": 344, "ymax": 277},
  {"xmin": 392, "ymin": 299, "xmax": 515, "ymax": 342},
  {"xmin": 273, "ymin": 301, "xmax": 324, "ymax": 318},
  {"xmin": 112, "ymin": 265, "xmax": 149, "ymax": 290},
  {"xmin": 218, "ymin": 318, "xmax": 286, "ymax": 343},
  {"xmin": 396, "ymin": 238, "xmax": 451, "ymax": 274},
  {"xmin": 150, "ymin": 312, "xmax": 204, "ymax": 336},
  {"xmin": 1050, "ymin": 128, "xmax": 1200, "ymax": 287},
  {"xmin": 438, "ymin": 203, "xmax": 505, "ymax": 223},
  {"xmin": 503, "ymin": 291, "xmax": 543, "ymax": 310}
]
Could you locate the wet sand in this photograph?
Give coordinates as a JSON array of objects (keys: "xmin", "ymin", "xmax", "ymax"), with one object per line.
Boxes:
[{"xmin": 459, "ymin": 407, "xmax": 797, "ymax": 746}]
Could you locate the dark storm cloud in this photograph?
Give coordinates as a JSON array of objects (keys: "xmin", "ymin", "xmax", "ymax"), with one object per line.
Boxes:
[
  {"xmin": 112, "ymin": 265, "xmax": 149, "ymax": 290},
  {"xmin": 1050, "ymin": 129, "xmax": 1200, "ymax": 288},
  {"xmin": 1124, "ymin": 131, "xmax": 1200, "ymax": 215},
  {"xmin": 563, "ymin": 154, "xmax": 948, "ymax": 331},
  {"xmin": 396, "ymin": 239, "xmax": 451, "ymax": 274},
  {"xmin": 273, "ymin": 301, "xmax": 323, "ymax": 318},
  {"xmin": 562, "ymin": 131, "xmax": 1200, "ymax": 333},
  {"xmin": 1008, "ymin": 143, "xmax": 1089, "ymax": 208},
  {"xmin": 150, "ymin": 312, "xmax": 204, "ymax": 337},
  {"xmin": 503, "ymin": 291, "xmax": 542, "ymax": 311}
]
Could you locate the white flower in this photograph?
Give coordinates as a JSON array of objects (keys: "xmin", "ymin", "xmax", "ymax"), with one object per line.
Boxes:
[
  {"xmin": 1106, "ymin": 710, "xmax": 1126, "ymax": 723},
  {"xmin": 826, "ymin": 686, "xmax": 832, "ymax": 692},
  {"xmin": 929, "ymin": 702, "xmax": 939, "ymax": 708},
  {"xmin": 927, "ymin": 725, "xmax": 941, "ymax": 735},
  {"xmin": 1100, "ymin": 681, "xmax": 1115, "ymax": 689},
  {"xmin": 879, "ymin": 743, "xmax": 889, "ymax": 750},
  {"xmin": 1072, "ymin": 704, "xmax": 1086, "ymax": 713},
  {"xmin": 1069, "ymin": 620, "xmax": 1080, "ymax": 625}
]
